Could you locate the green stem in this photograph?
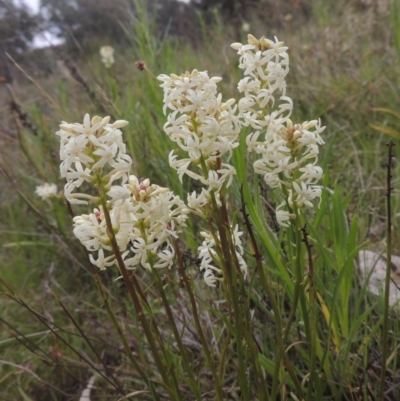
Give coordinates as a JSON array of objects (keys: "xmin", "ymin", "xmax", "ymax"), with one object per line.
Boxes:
[
  {"xmin": 172, "ymin": 237, "xmax": 225, "ymax": 401},
  {"xmin": 240, "ymin": 187, "xmax": 304, "ymax": 399},
  {"xmin": 282, "ymin": 218, "xmax": 304, "ymax": 343},
  {"xmin": 94, "ymin": 276, "xmax": 160, "ymax": 400},
  {"xmin": 277, "ymin": 180, "xmax": 307, "ymax": 349},
  {"xmin": 147, "ymin": 253, "xmax": 202, "ymax": 401},
  {"xmin": 291, "ymin": 212, "xmax": 312, "ymax": 398},
  {"xmin": 67, "ymin": 198, "xmax": 157, "ymax": 398},
  {"xmin": 258, "ymin": 247, "xmax": 304, "ymax": 399},
  {"xmin": 280, "ymin": 186, "xmax": 308, "ymax": 348},
  {"xmin": 99, "ymin": 192, "xmax": 182, "ymax": 400},
  {"xmin": 302, "ymin": 226, "xmax": 317, "ymax": 401},
  {"xmin": 378, "ymin": 139, "xmax": 395, "ymax": 399},
  {"xmin": 210, "ymin": 192, "xmax": 251, "ymax": 400}
]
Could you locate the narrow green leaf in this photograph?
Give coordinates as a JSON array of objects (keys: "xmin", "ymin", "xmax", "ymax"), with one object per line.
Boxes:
[
  {"xmin": 18, "ymin": 387, "xmax": 34, "ymax": 401},
  {"xmin": 3, "ymin": 241, "xmax": 53, "ymax": 248},
  {"xmin": 372, "ymin": 107, "xmax": 400, "ymax": 120},
  {"xmin": 369, "ymin": 124, "xmax": 400, "ymax": 139}
]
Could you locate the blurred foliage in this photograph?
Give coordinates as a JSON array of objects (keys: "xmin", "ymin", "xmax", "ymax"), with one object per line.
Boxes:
[
  {"xmin": 0, "ymin": 0, "xmax": 39, "ymax": 59},
  {"xmin": 189, "ymin": 0, "xmax": 314, "ymax": 37},
  {"xmin": 39, "ymin": 0, "xmax": 135, "ymax": 48},
  {"xmin": 0, "ymin": 0, "xmax": 317, "ymax": 58},
  {"xmin": 38, "ymin": 0, "xmax": 200, "ymax": 49}
]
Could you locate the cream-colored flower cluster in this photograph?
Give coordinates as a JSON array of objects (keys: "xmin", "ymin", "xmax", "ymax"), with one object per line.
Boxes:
[
  {"xmin": 35, "ymin": 183, "xmax": 58, "ymax": 200},
  {"xmin": 73, "ymin": 175, "xmax": 189, "ymax": 270},
  {"xmin": 56, "ymin": 114, "xmax": 132, "ymax": 205},
  {"xmin": 198, "ymin": 226, "xmax": 247, "ymax": 287},
  {"xmin": 100, "ymin": 46, "xmax": 115, "ymax": 68},
  {"xmin": 158, "ymin": 70, "xmax": 247, "ymax": 286},
  {"xmin": 232, "ymin": 35, "xmax": 325, "ymax": 226},
  {"xmin": 158, "ymin": 70, "xmax": 241, "ymax": 216},
  {"xmin": 56, "ymin": 115, "xmax": 188, "ymax": 271}
]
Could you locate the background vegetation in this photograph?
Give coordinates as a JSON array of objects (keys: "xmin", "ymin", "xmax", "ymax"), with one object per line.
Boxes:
[{"xmin": 0, "ymin": 0, "xmax": 399, "ymax": 400}]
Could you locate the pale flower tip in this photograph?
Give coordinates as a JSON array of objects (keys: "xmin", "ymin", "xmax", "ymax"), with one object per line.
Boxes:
[
  {"xmin": 231, "ymin": 42, "xmax": 243, "ymax": 50},
  {"xmin": 112, "ymin": 120, "xmax": 129, "ymax": 129},
  {"xmin": 100, "ymin": 46, "xmax": 114, "ymax": 56},
  {"xmin": 259, "ymin": 36, "xmax": 270, "ymax": 48},
  {"xmin": 247, "ymin": 34, "xmax": 259, "ymax": 46},
  {"xmin": 211, "ymin": 76, "xmax": 223, "ymax": 83},
  {"xmin": 91, "ymin": 115, "xmax": 102, "ymax": 125},
  {"xmin": 59, "ymin": 123, "xmax": 73, "ymax": 132},
  {"xmin": 128, "ymin": 175, "xmax": 139, "ymax": 187},
  {"xmin": 102, "ymin": 116, "xmax": 111, "ymax": 125}
]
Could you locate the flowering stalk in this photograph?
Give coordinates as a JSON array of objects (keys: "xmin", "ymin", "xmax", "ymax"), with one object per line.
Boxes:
[
  {"xmin": 97, "ymin": 191, "xmax": 184, "ymax": 400},
  {"xmin": 230, "ymin": 37, "xmax": 326, "ymax": 394},
  {"xmin": 158, "ymin": 69, "xmax": 247, "ymax": 288},
  {"xmin": 65, "ymin": 201, "xmax": 153, "ymax": 395},
  {"xmin": 158, "ymin": 67, "xmax": 265, "ymax": 400},
  {"xmin": 157, "ymin": 44, "xmax": 306, "ymax": 397},
  {"xmin": 231, "ymin": 34, "xmax": 326, "ymax": 397},
  {"xmin": 56, "ymin": 114, "xmax": 188, "ymax": 399},
  {"xmin": 231, "ymin": 35, "xmax": 324, "ymax": 228}
]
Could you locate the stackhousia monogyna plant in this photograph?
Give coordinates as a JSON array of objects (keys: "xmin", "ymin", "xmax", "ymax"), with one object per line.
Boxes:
[{"xmin": 50, "ymin": 33, "xmax": 394, "ymax": 401}]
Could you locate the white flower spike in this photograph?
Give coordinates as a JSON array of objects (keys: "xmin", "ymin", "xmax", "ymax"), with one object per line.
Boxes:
[
  {"xmin": 232, "ymin": 34, "xmax": 325, "ymax": 226},
  {"xmin": 56, "ymin": 114, "xmax": 132, "ymax": 205},
  {"xmin": 158, "ymin": 69, "xmax": 241, "ymax": 215}
]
